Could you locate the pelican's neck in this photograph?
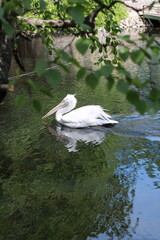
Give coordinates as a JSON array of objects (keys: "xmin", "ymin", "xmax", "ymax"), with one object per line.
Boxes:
[
  {"xmin": 55, "ymin": 108, "xmax": 67, "ymax": 122},
  {"xmin": 56, "ymin": 102, "xmax": 76, "ymax": 122}
]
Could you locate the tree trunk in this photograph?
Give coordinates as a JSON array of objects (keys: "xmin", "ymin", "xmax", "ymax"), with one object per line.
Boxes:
[{"xmin": 0, "ymin": 23, "xmax": 14, "ymax": 103}]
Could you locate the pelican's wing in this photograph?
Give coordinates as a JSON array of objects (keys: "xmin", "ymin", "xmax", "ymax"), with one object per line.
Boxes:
[{"xmin": 61, "ymin": 105, "xmax": 113, "ymax": 128}]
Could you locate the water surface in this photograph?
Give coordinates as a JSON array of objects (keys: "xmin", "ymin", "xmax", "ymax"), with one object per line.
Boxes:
[{"xmin": 0, "ymin": 33, "xmax": 160, "ymax": 240}]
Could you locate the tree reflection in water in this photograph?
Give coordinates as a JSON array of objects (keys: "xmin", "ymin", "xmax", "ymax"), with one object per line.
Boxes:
[{"xmin": 0, "ymin": 124, "xmax": 138, "ymax": 240}]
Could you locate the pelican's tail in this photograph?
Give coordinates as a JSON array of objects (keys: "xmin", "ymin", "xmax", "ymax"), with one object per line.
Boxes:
[
  {"xmin": 100, "ymin": 108, "xmax": 118, "ymax": 126},
  {"xmin": 107, "ymin": 119, "xmax": 118, "ymax": 125},
  {"xmin": 101, "ymin": 119, "xmax": 118, "ymax": 127}
]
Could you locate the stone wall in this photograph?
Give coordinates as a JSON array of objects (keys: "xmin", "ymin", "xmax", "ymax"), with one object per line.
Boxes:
[
  {"xmin": 120, "ymin": 0, "xmax": 159, "ymax": 29},
  {"xmin": 124, "ymin": 0, "xmax": 157, "ymax": 8}
]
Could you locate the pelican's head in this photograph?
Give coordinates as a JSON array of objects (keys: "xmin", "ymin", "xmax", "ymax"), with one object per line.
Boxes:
[
  {"xmin": 42, "ymin": 94, "xmax": 77, "ymax": 119},
  {"xmin": 63, "ymin": 94, "xmax": 77, "ymax": 107}
]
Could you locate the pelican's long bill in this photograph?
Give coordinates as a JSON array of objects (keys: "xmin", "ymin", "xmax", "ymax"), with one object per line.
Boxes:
[{"xmin": 42, "ymin": 101, "xmax": 66, "ymax": 119}]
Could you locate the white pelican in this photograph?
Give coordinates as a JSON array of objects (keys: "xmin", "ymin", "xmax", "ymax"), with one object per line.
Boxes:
[{"xmin": 42, "ymin": 94, "xmax": 118, "ymax": 128}]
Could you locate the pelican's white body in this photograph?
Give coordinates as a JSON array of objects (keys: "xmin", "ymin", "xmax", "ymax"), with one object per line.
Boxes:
[
  {"xmin": 42, "ymin": 94, "xmax": 118, "ymax": 128},
  {"xmin": 56, "ymin": 105, "xmax": 117, "ymax": 128}
]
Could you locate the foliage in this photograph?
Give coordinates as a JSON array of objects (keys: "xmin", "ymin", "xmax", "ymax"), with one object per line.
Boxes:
[
  {"xmin": 0, "ymin": 0, "xmax": 160, "ymax": 114},
  {"xmin": 25, "ymin": 0, "xmax": 127, "ymax": 23}
]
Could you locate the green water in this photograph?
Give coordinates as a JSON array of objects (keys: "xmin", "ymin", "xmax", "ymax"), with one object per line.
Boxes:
[{"xmin": 0, "ymin": 35, "xmax": 160, "ymax": 240}]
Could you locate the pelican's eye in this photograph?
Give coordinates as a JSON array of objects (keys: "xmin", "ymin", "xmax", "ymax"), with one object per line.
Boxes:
[{"xmin": 62, "ymin": 99, "xmax": 69, "ymax": 105}]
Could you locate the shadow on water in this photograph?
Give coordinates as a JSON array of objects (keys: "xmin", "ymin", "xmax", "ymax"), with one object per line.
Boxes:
[
  {"xmin": 0, "ymin": 32, "xmax": 160, "ymax": 240},
  {"xmin": 45, "ymin": 121, "xmax": 115, "ymax": 152}
]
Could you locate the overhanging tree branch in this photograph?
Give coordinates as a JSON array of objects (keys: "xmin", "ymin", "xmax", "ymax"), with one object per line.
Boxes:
[
  {"xmin": 18, "ymin": 1, "xmax": 150, "ymax": 32},
  {"xmin": 93, "ymin": 0, "xmax": 146, "ymax": 13},
  {"xmin": 85, "ymin": 0, "xmax": 149, "ymax": 31},
  {"xmin": 18, "ymin": 17, "xmax": 76, "ymax": 28}
]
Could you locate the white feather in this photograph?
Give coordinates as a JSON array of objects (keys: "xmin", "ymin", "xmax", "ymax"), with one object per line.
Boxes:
[{"xmin": 42, "ymin": 94, "xmax": 118, "ymax": 128}]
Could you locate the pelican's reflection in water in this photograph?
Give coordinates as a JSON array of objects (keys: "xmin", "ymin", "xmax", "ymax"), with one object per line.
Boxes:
[{"xmin": 45, "ymin": 122, "xmax": 113, "ymax": 152}]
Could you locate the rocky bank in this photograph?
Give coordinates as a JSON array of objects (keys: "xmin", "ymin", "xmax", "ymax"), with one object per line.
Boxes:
[{"xmin": 120, "ymin": 0, "xmax": 159, "ymax": 29}]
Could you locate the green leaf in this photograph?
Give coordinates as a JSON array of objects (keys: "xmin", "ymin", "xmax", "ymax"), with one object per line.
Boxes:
[
  {"xmin": 118, "ymin": 35, "xmax": 134, "ymax": 44},
  {"xmin": 80, "ymin": 23, "xmax": 91, "ymax": 30},
  {"xmin": 33, "ymin": 99, "xmax": 42, "ymax": 112},
  {"xmin": 15, "ymin": 95, "xmax": 25, "ymax": 107},
  {"xmin": 149, "ymin": 88, "xmax": 160, "ymax": 101},
  {"xmin": 132, "ymin": 77, "xmax": 142, "ymax": 88},
  {"xmin": 131, "ymin": 49, "xmax": 145, "ymax": 65},
  {"xmin": 8, "ymin": 79, "xmax": 16, "ymax": 89},
  {"xmin": 3, "ymin": 22, "xmax": 14, "ymax": 37},
  {"xmin": 58, "ymin": 62, "xmax": 70, "ymax": 72},
  {"xmin": 147, "ymin": 102, "xmax": 160, "ymax": 114},
  {"xmin": 40, "ymin": 0, "xmax": 47, "ymax": 9},
  {"xmin": 59, "ymin": 51, "xmax": 70, "ymax": 61},
  {"xmin": 146, "ymin": 36, "xmax": 154, "ymax": 48},
  {"xmin": 107, "ymin": 76, "xmax": 114, "ymax": 90},
  {"xmin": 76, "ymin": 38, "xmax": 92, "ymax": 55},
  {"xmin": 0, "ymin": 7, "xmax": 4, "ymax": 19},
  {"xmin": 116, "ymin": 80, "xmax": 128, "ymax": 94},
  {"xmin": 100, "ymin": 65, "xmax": 113, "ymax": 77},
  {"xmin": 141, "ymin": 49, "xmax": 151, "ymax": 59},
  {"xmin": 85, "ymin": 73, "xmax": 98, "ymax": 89},
  {"xmin": 27, "ymin": 79, "xmax": 41, "ymax": 90},
  {"xmin": 69, "ymin": 57, "xmax": 81, "ymax": 67},
  {"xmin": 135, "ymin": 100, "xmax": 146, "ymax": 114},
  {"xmin": 117, "ymin": 67, "xmax": 130, "ymax": 77},
  {"xmin": 94, "ymin": 69, "xmax": 102, "ymax": 79},
  {"xmin": 76, "ymin": 68, "xmax": 86, "ymax": 80},
  {"xmin": 68, "ymin": 6, "xmax": 85, "ymax": 24},
  {"xmin": 22, "ymin": 0, "xmax": 31, "ymax": 10},
  {"xmin": 119, "ymin": 46, "xmax": 130, "ymax": 61},
  {"xmin": 68, "ymin": 0, "xmax": 86, "ymax": 3},
  {"xmin": 127, "ymin": 90, "xmax": 139, "ymax": 104},
  {"xmin": 34, "ymin": 60, "xmax": 47, "ymax": 76},
  {"xmin": 151, "ymin": 46, "xmax": 160, "ymax": 56},
  {"xmin": 148, "ymin": 2, "xmax": 155, "ymax": 10},
  {"xmin": 40, "ymin": 88, "xmax": 52, "ymax": 97},
  {"xmin": 45, "ymin": 69, "xmax": 61, "ymax": 88}
]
